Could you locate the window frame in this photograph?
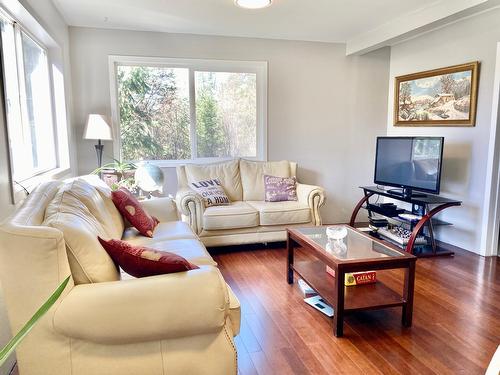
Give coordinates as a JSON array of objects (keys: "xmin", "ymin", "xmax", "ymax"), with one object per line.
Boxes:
[
  {"xmin": 0, "ymin": 8, "xmax": 63, "ymax": 183},
  {"xmin": 109, "ymin": 55, "xmax": 268, "ymax": 166}
]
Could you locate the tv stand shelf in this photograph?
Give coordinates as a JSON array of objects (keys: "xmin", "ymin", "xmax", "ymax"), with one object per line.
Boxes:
[
  {"xmin": 362, "ymin": 204, "xmax": 452, "ymax": 226},
  {"xmin": 360, "ymin": 186, "xmax": 460, "ymax": 205},
  {"xmin": 350, "ymin": 186, "xmax": 462, "ymax": 257}
]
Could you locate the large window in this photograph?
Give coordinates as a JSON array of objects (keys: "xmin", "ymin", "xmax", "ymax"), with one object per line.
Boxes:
[
  {"xmin": 110, "ymin": 56, "xmax": 267, "ymax": 163},
  {"xmin": 0, "ymin": 11, "xmax": 58, "ymax": 181},
  {"xmin": 195, "ymin": 71, "xmax": 256, "ymax": 158}
]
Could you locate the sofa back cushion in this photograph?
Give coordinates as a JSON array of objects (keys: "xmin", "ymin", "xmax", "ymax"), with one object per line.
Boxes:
[
  {"xmin": 184, "ymin": 159, "xmax": 242, "ymax": 201},
  {"xmin": 55, "ymin": 178, "xmax": 125, "ymax": 239},
  {"xmin": 78, "ymin": 175, "xmax": 126, "ymax": 236},
  {"xmin": 44, "ymin": 187, "xmax": 120, "ymax": 284},
  {"xmin": 240, "ymin": 159, "xmax": 292, "ymax": 201}
]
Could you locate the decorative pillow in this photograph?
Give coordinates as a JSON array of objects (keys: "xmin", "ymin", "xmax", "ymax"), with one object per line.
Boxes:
[
  {"xmin": 185, "ymin": 159, "xmax": 242, "ymax": 201},
  {"xmin": 264, "ymin": 175, "xmax": 298, "ymax": 202},
  {"xmin": 240, "ymin": 159, "xmax": 291, "ymax": 201},
  {"xmin": 190, "ymin": 178, "xmax": 231, "ymax": 207},
  {"xmin": 98, "ymin": 238, "xmax": 199, "ymax": 278},
  {"xmin": 111, "ymin": 188, "xmax": 159, "ymax": 237}
]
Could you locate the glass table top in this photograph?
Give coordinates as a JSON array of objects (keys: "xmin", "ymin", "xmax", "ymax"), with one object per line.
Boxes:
[{"xmin": 295, "ymin": 225, "xmax": 404, "ymax": 261}]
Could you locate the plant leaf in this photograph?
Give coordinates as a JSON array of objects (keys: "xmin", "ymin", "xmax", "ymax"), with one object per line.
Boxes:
[{"xmin": 0, "ymin": 276, "xmax": 71, "ymax": 367}]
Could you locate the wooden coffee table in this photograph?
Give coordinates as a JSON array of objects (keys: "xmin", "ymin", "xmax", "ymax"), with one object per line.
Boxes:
[{"xmin": 287, "ymin": 225, "xmax": 417, "ymax": 337}]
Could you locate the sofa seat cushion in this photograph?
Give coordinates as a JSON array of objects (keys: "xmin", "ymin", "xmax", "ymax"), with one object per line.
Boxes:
[
  {"xmin": 136, "ymin": 239, "xmax": 217, "ymax": 267},
  {"xmin": 122, "ymin": 221, "xmax": 197, "ymax": 246},
  {"xmin": 246, "ymin": 201, "xmax": 311, "ymax": 226},
  {"xmin": 203, "ymin": 202, "xmax": 259, "ymax": 230}
]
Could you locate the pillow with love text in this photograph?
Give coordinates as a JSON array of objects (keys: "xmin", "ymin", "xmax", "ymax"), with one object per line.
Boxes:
[{"xmin": 190, "ymin": 178, "xmax": 231, "ymax": 207}]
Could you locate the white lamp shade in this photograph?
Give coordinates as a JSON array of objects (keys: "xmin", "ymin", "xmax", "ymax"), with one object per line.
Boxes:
[{"xmin": 83, "ymin": 114, "xmax": 113, "ymax": 140}]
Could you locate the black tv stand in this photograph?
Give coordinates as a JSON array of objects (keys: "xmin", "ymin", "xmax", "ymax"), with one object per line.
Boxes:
[
  {"xmin": 386, "ymin": 188, "xmax": 427, "ymax": 199},
  {"xmin": 350, "ymin": 186, "xmax": 462, "ymax": 257}
]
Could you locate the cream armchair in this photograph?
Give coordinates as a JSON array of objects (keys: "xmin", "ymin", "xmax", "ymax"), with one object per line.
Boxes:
[
  {"xmin": 176, "ymin": 159, "xmax": 326, "ymax": 246},
  {"xmin": 0, "ymin": 177, "xmax": 239, "ymax": 375}
]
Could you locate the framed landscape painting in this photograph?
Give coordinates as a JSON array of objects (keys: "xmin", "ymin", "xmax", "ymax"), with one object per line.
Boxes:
[{"xmin": 394, "ymin": 62, "xmax": 479, "ymax": 127}]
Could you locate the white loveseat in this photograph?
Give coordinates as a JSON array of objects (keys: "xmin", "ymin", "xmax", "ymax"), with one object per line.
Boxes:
[
  {"xmin": 0, "ymin": 176, "xmax": 240, "ymax": 375},
  {"xmin": 176, "ymin": 159, "xmax": 326, "ymax": 246}
]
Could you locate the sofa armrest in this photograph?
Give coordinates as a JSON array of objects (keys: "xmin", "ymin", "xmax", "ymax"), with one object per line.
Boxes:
[
  {"xmin": 296, "ymin": 183, "xmax": 326, "ymax": 225},
  {"xmin": 226, "ymin": 284, "xmax": 241, "ymax": 336},
  {"xmin": 175, "ymin": 188, "xmax": 205, "ymax": 234},
  {"xmin": 140, "ymin": 197, "xmax": 179, "ymax": 222},
  {"xmin": 53, "ymin": 266, "xmax": 229, "ymax": 344}
]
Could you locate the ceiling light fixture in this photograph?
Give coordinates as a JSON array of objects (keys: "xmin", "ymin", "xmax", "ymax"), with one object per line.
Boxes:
[{"xmin": 235, "ymin": 0, "xmax": 272, "ymax": 9}]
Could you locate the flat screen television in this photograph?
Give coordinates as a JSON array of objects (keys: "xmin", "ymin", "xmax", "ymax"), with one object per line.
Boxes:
[{"xmin": 374, "ymin": 136, "xmax": 444, "ymax": 196}]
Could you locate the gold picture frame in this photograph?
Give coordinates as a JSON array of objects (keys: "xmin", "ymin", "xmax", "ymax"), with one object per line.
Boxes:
[{"xmin": 394, "ymin": 61, "xmax": 480, "ymax": 127}]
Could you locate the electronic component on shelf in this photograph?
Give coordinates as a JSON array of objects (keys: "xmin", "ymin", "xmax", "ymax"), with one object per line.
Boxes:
[
  {"xmin": 366, "ymin": 203, "xmax": 405, "ymax": 217},
  {"xmin": 380, "ymin": 203, "xmax": 396, "ymax": 208},
  {"xmin": 368, "ymin": 217, "xmax": 388, "ymax": 232},
  {"xmin": 377, "ymin": 227, "xmax": 427, "ymax": 246},
  {"xmin": 398, "ymin": 213, "xmax": 422, "ymax": 221},
  {"xmin": 369, "ymin": 217, "xmax": 389, "ymax": 227}
]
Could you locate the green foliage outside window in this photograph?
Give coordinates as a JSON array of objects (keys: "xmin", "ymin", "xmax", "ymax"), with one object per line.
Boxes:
[
  {"xmin": 117, "ymin": 66, "xmax": 257, "ymax": 161},
  {"xmin": 118, "ymin": 66, "xmax": 191, "ymax": 160}
]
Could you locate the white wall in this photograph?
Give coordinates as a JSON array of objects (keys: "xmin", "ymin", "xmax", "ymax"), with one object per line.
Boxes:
[
  {"xmin": 70, "ymin": 27, "xmax": 390, "ymax": 223},
  {"xmin": 0, "ymin": 1, "xmax": 74, "ymax": 373},
  {"xmin": 387, "ymin": 8, "xmax": 500, "ymax": 254}
]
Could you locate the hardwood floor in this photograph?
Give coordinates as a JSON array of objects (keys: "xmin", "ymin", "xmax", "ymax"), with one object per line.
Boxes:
[
  {"xmin": 9, "ymin": 244, "xmax": 499, "ymax": 375},
  {"xmin": 212, "ymin": 244, "xmax": 500, "ymax": 375}
]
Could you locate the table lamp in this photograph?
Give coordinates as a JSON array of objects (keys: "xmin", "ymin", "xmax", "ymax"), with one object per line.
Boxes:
[{"xmin": 83, "ymin": 114, "xmax": 113, "ymax": 168}]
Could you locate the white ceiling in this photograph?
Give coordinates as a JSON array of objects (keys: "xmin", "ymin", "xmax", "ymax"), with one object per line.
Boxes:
[{"xmin": 53, "ymin": 0, "xmax": 442, "ymax": 43}]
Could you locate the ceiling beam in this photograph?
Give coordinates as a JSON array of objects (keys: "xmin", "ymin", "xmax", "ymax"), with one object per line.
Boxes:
[{"xmin": 346, "ymin": 0, "xmax": 500, "ymax": 56}]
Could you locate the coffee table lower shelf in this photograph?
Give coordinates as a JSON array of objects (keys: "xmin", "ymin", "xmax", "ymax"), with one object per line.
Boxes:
[{"xmin": 293, "ymin": 260, "xmax": 406, "ymax": 312}]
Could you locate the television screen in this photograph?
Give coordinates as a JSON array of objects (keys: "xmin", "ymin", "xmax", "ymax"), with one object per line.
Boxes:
[{"xmin": 374, "ymin": 137, "xmax": 444, "ymax": 194}]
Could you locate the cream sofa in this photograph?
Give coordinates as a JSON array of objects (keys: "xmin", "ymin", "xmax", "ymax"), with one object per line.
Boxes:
[
  {"xmin": 176, "ymin": 159, "xmax": 326, "ymax": 246},
  {"xmin": 0, "ymin": 176, "xmax": 240, "ymax": 375}
]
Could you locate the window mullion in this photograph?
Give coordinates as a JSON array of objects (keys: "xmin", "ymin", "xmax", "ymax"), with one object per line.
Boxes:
[
  {"xmin": 45, "ymin": 48, "xmax": 61, "ymax": 169},
  {"xmin": 188, "ymin": 68, "xmax": 197, "ymax": 160},
  {"xmin": 13, "ymin": 23, "xmax": 34, "ymax": 174}
]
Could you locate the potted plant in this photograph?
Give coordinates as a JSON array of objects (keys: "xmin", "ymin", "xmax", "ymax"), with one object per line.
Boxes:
[
  {"xmin": 92, "ymin": 159, "xmax": 137, "ymax": 191},
  {"xmin": 0, "ymin": 276, "xmax": 70, "ymax": 367}
]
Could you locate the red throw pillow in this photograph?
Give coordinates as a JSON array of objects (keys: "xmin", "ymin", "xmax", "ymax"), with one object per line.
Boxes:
[
  {"xmin": 111, "ymin": 188, "xmax": 159, "ymax": 237},
  {"xmin": 98, "ymin": 237, "xmax": 199, "ymax": 278}
]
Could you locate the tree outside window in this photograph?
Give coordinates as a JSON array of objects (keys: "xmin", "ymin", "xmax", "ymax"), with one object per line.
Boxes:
[{"xmin": 116, "ymin": 64, "xmax": 257, "ymax": 162}]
